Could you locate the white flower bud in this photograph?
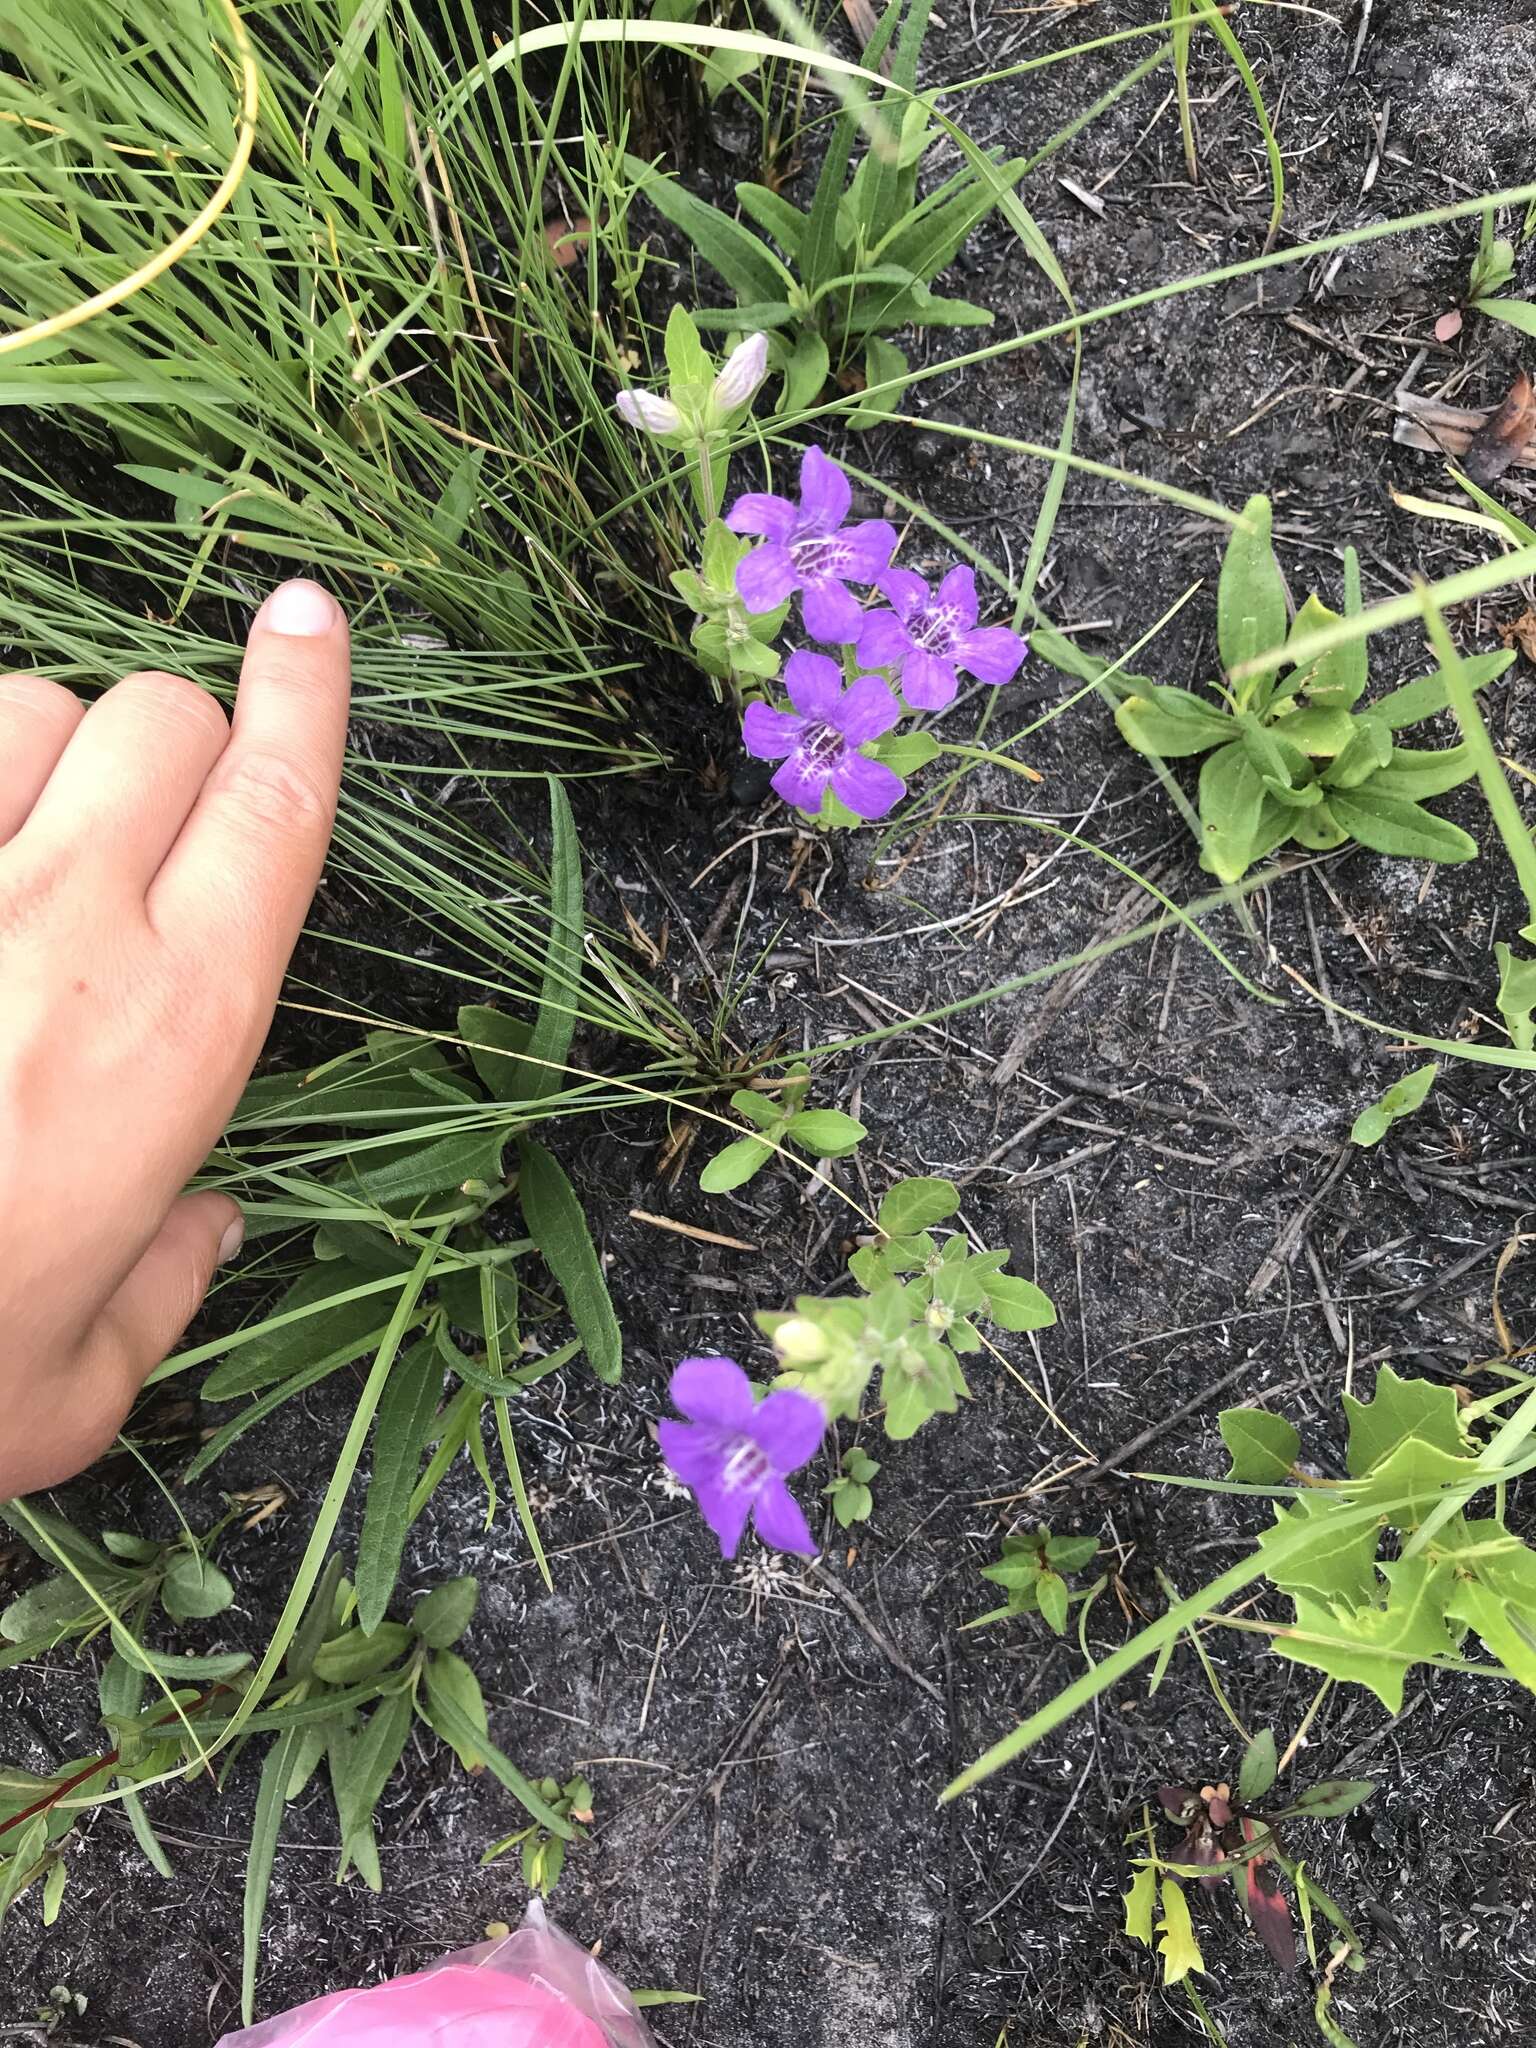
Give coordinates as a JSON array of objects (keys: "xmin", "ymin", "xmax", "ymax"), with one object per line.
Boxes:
[
  {"xmin": 773, "ymin": 1316, "xmax": 829, "ymax": 1365},
  {"xmin": 614, "ymin": 387, "xmax": 684, "ymax": 435},
  {"xmin": 711, "ymin": 332, "xmax": 770, "ymax": 412}
]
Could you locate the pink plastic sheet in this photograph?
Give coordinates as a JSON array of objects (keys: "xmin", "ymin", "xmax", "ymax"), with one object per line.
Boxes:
[{"xmin": 218, "ymin": 1904, "xmax": 654, "ymax": 2048}]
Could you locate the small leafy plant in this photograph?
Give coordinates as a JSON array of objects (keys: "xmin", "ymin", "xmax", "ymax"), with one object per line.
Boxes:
[
  {"xmin": 764, "ymin": 1174, "xmax": 1056, "ymax": 1440},
  {"xmin": 482, "ymin": 1773, "xmax": 595, "ymax": 1895},
  {"xmin": 700, "ymin": 1063, "xmax": 865, "ymax": 1193},
  {"xmin": 1112, "ymin": 495, "xmax": 1516, "ymax": 882},
  {"xmin": 627, "ymin": 0, "xmax": 1025, "ymax": 424},
  {"xmin": 1123, "ymin": 1728, "xmax": 1372, "ymax": 2042},
  {"xmin": 1349, "ymin": 1061, "xmax": 1437, "ymax": 1147},
  {"xmin": 823, "ymin": 1446, "xmax": 880, "ymax": 1528},
  {"xmin": 969, "ymin": 1524, "xmax": 1100, "ymax": 1633}
]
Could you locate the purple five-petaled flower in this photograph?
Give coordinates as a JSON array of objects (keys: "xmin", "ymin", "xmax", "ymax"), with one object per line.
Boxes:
[
  {"xmin": 659, "ymin": 1356, "xmax": 825, "ymax": 1558},
  {"xmin": 858, "ymin": 565, "xmax": 1028, "ymax": 710},
  {"xmin": 742, "ymin": 650, "xmax": 905, "ymax": 821},
  {"xmin": 726, "ymin": 446, "xmax": 897, "ymax": 646}
]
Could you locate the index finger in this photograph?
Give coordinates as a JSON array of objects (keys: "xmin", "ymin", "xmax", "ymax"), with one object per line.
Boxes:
[{"xmin": 147, "ymin": 579, "xmax": 350, "ymax": 1022}]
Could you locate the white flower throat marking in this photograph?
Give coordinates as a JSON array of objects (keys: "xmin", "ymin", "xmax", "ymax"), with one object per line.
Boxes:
[
  {"xmin": 799, "ymin": 722, "xmax": 844, "ymax": 771},
  {"xmin": 721, "ymin": 1438, "xmax": 771, "ymax": 1492},
  {"xmin": 911, "ymin": 602, "xmax": 960, "ymax": 652}
]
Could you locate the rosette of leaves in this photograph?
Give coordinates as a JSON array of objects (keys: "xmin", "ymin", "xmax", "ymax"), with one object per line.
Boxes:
[
  {"xmin": 1112, "ymin": 495, "xmax": 1516, "ymax": 883},
  {"xmin": 626, "ymin": 0, "xmax": 1026, "ymax": 428},
  {"xmin": 759, "ymin": 1175, "xmax": 1055, "ymax": 1438},
  {"xmin": 970, "ymin": 1524, "xmax": 1099, "ymax": 1633},
  {"xmin": 700, "ymin": 1063, "xmax": 865, "ymax": 1193},
  {"xmin": 1220, "ymin": 1365, "xmax": 1536, "ymax": 1711}
]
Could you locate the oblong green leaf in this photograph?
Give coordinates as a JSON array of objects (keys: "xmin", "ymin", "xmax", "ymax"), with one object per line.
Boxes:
[
  {"xmin": 355, "ymin": 1335, "xmax": 445, "ymax": 1635},
  {"xmin": 625, "ymin": 154, "xmax": 791, "ymax": 304},
  {"xmin": 699, "ymin": 1136, "xmax": 773, "ymax": 1193},
  {"xmin": 517, "ymin": 1139, "xmax": 622, "ymax": 1383},
  {"xmin": 1326, "ymin": 786, "xmax": 1477, "ymax": 863}
]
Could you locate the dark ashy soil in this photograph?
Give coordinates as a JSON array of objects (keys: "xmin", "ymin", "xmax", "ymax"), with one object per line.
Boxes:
[{"xmin": 11, "ymin": 3, "xmax": 1536, "ymax": 2045}]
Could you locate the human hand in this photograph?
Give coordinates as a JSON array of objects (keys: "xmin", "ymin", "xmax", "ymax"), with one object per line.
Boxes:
[{"xmin": 0, "ymin": 580, "xmax": 351, "ymax": 1497}]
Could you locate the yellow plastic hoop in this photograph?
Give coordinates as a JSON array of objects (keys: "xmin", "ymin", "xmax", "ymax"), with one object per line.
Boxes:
[{"xmin": 0, "ymin": 0, "xmax": 259, "ymax": 359}]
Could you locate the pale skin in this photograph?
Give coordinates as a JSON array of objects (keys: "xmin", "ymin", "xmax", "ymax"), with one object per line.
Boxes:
[{"xmin": 0, "ymin": 579, "xmax": 352, "ymax": 1498}]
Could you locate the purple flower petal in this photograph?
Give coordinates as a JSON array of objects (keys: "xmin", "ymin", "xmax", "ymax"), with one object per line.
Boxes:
[
  {"xmin": 770, "ymin": 752, "xmax": 831, "ymax": 814},
  {"xmin": 749, "ymin": 1388, "xmax": 826, "ymax": 1471},
  {"xmin": 742, "ymin": 700, "xmax": 805, "ymax": 761},
  {"xmin": 725, "ymin": 491, "xmax": 798, "ymax": 542},
  {"xmin": 836, "ymin": 673, "xmax": 901, "ymax": 745},
  {"xmin": 800, "ymin": 575, "xmax": 866, "ymax": 648},
  {"xmin": 657, "ymin": 1419, "xmax": 724, "ymax": 1488},
  {"xmin": 751, "ymin": 1480, "xmax": 818, "ymax": 1557},
  {"xmin": 836, "ymin": 519, "xmax": 899, "ymax": 584},
  {"xmin": 903, "ymin": 649, "xmax": 960, "ymax": 710},
  {"xmin": 857, "ymin": 609, "xmax": 915, "ymax": 669},
  {"xmin": 692, "ymin": 1475, "xmax": 754, "ymax": 1558},
  {"xmin": 669, "ymin": 1355, "xmax": 756, "ymax": 1428},
  {"xmin": 796, "ymin": 446, "xmax": 850, "ymax": 533},
  {"xmin": 876, "ymin": 568, "xmax": 929, "ymax": 620},
  {"xmin": 830, "ymin": 751, "xmax": 905, "ymax": 820},
  {"xmin": 954, "ymin": 625, "xmax": 1027, "ymax": 686},
  {"xmin": 783, "ymin": 649, "xmax": 843, "ymax": 722},
  {"xmin": 736, "ymin": 542, "xmax": 797, "ymax": 614},
  {"xmin": 936, "ymin": 564, "xmax": 979, "ymax": 629}
]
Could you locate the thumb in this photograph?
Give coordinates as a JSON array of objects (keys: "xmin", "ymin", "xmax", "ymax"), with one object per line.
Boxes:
[
  {"xmin": 86, "ymin": 1191, "xmax": 244, "ymax": 1411},
  {"xmin": 10, "ymin": 1195, "xmax": 244, "ymax": 1498}
]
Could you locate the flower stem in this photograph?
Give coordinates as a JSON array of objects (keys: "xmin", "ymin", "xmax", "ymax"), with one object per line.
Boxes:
[{"xmin": 935, "ymin": 741, "xmax": 1043, "ymax": 785}]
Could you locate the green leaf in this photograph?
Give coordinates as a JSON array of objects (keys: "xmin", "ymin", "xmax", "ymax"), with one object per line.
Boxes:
[
  {"xmin": 160, "ymin": 1555, "xmax": 235, "ymax": 1624},
  {"xmin": 1219, "ymin": 496, "xmax": 1288, "ymax": 703},
  {"xmin": 1238, "ymin": 1728, "xmax": 1278, "ymax": 1806},
  {"xmin": 1496, "ymin": 942, "xmax": 1536, "ymax": 1051},
  {"xmin": 627, "ymin": 155, "xmax": 792, "ymax": 306},
  {"xmin": 422, "ymin": 1649, "xmax": 489, "ymax": 1770},
  {"xmin": 517, "ymin": 1139, "xmax": 622, "ymax": 1383},
  {"xmin": 108, "ymin": 1630, "xmax": 251, "ymax": 1682},
  {"xmin": 878, "ymin": 1176, "xmax": 959, "ymax": 1235},
  {"xmin": 1283, "ymin": 1777, "xmax": 1375, "ymax": 1820},
  {"xmin": 733, "ymin": 182, "xmax": 806, "ymax": 259},
  {"xmin": 1035, "ymin": 1569, "xmax": 1069, "ymax": 1634},
  {"xmin": 420, "ymin": 1665, "xmax": 575, "ymax": 1836},
  {"xmin": 699, "ymin": 1134, "xmax": 774, "ymax": 1193},
  {"xmin": 1342, "ymin": 1364, "xmax": 1467, "ymax": 1477},
  {"xmin": 1256, "ymin": 1495, "xmax": 1381, "ymax": 1607},
  {"xmin": 1219, "ymin": 1407, "xmax": 1299, "ymax": 1483},
  {"xmin": 1350, "ymin": 1062, "xmax": 1438, "ymax": 1147},
  {"xmin": 1366, "ymin": 744, "xmax": 1477, "ymax": 800},
  {"xmin": 456, "ymin": 1003, "xmax": 529, "ymax": 1098},
  {"xmin": 849, "ymin": 336, "xmax": 908, "ymax": 429},
  {"xmin": 312, "ymin": 1622, "xmax": 412, "ymax": 1685},
  {"xmin": 1157, "ymin": 1878, "xmax": 1207, "ymax": 1985},
  {"xmin": 242, "ymin": 1727, "xmax": 300, "ymax": 2023},
  {"xmin": 1122, "ymin": 1862, "xmax": 1158, "ymax": 1947},
  {"xmin": 778, "ymin": 328, "xmax": 829, "ymax": 414},
  {"xmin": 1114, "ymin": 685, "xmax": 1233, "ymax": 759},
  {"xmin": 411, "ymin": 1576, "xmax": 479, "ymax": 1650},
  {"xmin": 1473, "ymin": 295, "xmax": 1536, "ymax": 337},
  {"xmin": 355, "ymin": 1335, "xmax": 444, "ymax": 1635},
  {"xmin": 787, "ymin": 1108, "xmax": 866, "ymax": 1156},
  {"xmin": 330, "ymin": 1687, "xmax": 414, "ymax": 1886},
  {"xmin": 1273, "ymin": 704, "xmax": 1357, "ymax": 756},
  {"xmin": 202, "ymin": 1261, "xmax": 390, "ymax": 1399},
  {"xmin": 981, "ymin": 1273, "xmax": 1056, "ymax": 1332},
  {"xmin": 1197, "ymin": 741, "xmax": 1267, "ymax": 883},
  {"xmin": 1370, "ymin": 648, "xmax": 1513, "ymax": 729},
  {"xmin": 1351, "ymin": 1432, "xmax": 1481, "ymax": 1532},
  {"xmin": 430, "ymin": 446, "xmax": 484, "ymax": 550},
  {"xmin": 519, "ymin": 778, "xmax": 583, "ymax": 1104},
  {"xmin": 1279, "ymin": 1556, "xmax": 1458, "ymax": 1712},
  {"xmin": 881, "ymin": 1333, "xmax": 966, "ymax": 1439},
  {"xmin": 828, "ymin": 1480, "xmax": 873, "ymax": 1528},
  {"xmin": 1045, "ymin": 1533, "xmax": 1098, "ymax": 1573},
  {"xmin": 98, "ymin": 1653, "xmax": 172, "ymax": 1881},
  {"xmin": 870, "ymin": 729, "xmax": 940, "ymax": 778},
  {"xmin": 102, "ymin": 1532, "xmax": 163, "ymax": 1564},
  {"xmin": 1326, "ymin": 784, "xmax": 1477, "ymax": 863}
]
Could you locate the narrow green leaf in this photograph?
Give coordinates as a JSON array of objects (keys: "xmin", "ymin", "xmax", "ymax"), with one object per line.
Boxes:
[
  {"xmin": 242, "ymin": 1727, "xmax": 300, "ymax": 2024},
  {"xmin": 419, "ymin": 1672, "xmax": 575, "ymax": 1836},
  {"xmin": 625, "ymin": 155, "xmax": 791, "ymax": 305},
  {"xmin": 518, "ymin": 1139, "xmax": 622, "ymax": 1383},
  {"xmin": 1218, "ymin": 496, "xmax": 1288, "ymax": 702},
  {"xmin": 1326, "ymin": 785, "xmax": 1477, "ymax": 863},
  {"xmin": 355, "ymin": 1336, "xmax": 445, "ymax": 1634},
  {"xmin": 1237, "ymin": 1727, "xmax": 1278, "ymax": 1806}
]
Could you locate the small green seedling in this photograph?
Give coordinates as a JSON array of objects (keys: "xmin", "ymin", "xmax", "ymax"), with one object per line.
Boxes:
[
  {"xmin": 1349, "ymin": 1062, "xmax": 1438, "ymax": 1147},
  {"xmin": 969, "ymin": 1524, "xmax": 1100, "ymax": 1633},
  {"xmin": 1113, "ymin": 496, "xmax": 1516, "ymax": 882},
  {"xmin": 482, "ymin": 1774, "xmax": 594, "ymax": 1894},
  {"xmin": 700, "ymin": 1063, "xmax": 865, "ymax": 1193},
  {"xmin": 763, "ymin": 1176, "xmax": 1055, "ymax": 1440},
  {"xmin": 823, "ymin": 1446, "xmax": 880, "ymax": 1528}
]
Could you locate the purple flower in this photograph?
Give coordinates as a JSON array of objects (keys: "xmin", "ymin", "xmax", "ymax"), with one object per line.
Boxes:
[
  {"xmin": 742, "ymin": 650, "xmax": 905, "ymax": 820},
  {"xmin": 857, "ymin": 565, "xmax": 1028, "ymax": 710},
  {"xmin": 726, "ymin": 446, "xmax": 897, "ymax": 646},
  {"xmin": 658, "ymin": 1356, "xmax": 825, "ymax": 1558}
]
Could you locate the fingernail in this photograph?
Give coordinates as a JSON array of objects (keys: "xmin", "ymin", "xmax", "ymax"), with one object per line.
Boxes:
[
  {"xmin": 258, "ymin": 579, "xmax": 340, "ymax": 636},
  {"xmin": 218, "ymin": 1213, "xmax": 246, "ymax": 1267}
]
